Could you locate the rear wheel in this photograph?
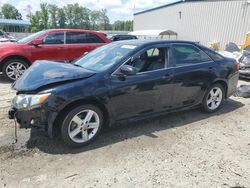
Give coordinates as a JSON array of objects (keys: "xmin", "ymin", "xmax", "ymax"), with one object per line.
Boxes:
[
  {"xmin": 202, "ymin": 84, "xmax": 225, "ymax": 113},
  {"xmin": 61, "ymin": 104, "xmax": 103, "ymax": 147},
  {"xmin": 3, "ymin": 59, "xmax": 29, "ymax": 82}
]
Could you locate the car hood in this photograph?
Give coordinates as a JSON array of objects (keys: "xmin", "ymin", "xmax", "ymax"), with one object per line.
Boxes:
[{"xmin": 12, "ymin": 60, "xmax": 96, "ymax": 92}]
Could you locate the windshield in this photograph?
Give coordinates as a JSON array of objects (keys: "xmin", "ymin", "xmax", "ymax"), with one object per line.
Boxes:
[
  {"xmin": 17, "ymin": 30, "xmax": 47, "ymax": 44},
  {"xmin": 74, "ymin": 43, "xmax": 137, "ymax": 72}
]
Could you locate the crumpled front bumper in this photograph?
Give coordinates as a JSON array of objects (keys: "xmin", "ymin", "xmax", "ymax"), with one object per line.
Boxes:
[{"xmin": 8, "ymin": 106, "xmax": 49, "ymax": 130}]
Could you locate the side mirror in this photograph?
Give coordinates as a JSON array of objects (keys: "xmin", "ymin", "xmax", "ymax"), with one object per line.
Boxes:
[
  {"xmin": 31, "ymin": 38, "xmax": 43, "ymax": 46},
  {"xmin": 120, "ymin": 65, "xmax": 137, "ymax": 76}
]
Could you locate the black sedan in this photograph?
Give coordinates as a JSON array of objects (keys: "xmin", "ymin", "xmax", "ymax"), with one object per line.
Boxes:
[{"xmin": 9, "ymin": 40, "xmax": 239, "ymax": 147}]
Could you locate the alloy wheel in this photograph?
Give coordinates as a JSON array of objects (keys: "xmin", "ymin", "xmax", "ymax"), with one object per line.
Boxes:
[
  {"xmin": 6, "ymin": 62, "xmax": 27, "ymax": 80},
  {"xmin": 68, "ymin": 110, "xmax": 100, "ymax": 143},
  {"xmin": 206, "ymin": 87, "xmax": 223, "ymax": 110}
]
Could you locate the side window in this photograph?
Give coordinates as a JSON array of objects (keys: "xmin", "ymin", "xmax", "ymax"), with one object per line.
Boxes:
[
  {"xmin": 66, "ymin": 32, "xmax": 105, "ymax": 44},
  {"xmin": 66, "ymin": 32, "xmax": 87, "ymax": 44},
  {"xmin": 125, "ymin": 47, "xmax": 167, "ymax": 73},
  {"xmin": 42, "ymin": 32, "xmax": 64, "ymax": 45},
  {"xmin": 172, "ymin": 44, "xmax": 212, "ymax": 67},
  {"xmin": 202, "ymin": 47, "xmax": 224, "ymax": 61},
  {"xmin": 147, "ymin": 48, "xmax": 159, "ymax": 57},
  {"xmin": 85, "ymin": 33, "xmax": 105, "ymax": 43}
]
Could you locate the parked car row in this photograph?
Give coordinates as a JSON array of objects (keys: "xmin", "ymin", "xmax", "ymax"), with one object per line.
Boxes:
[
  {"xmin": 0, "ymin": 30, "xmax": 17, "ymax": 43},
  {"xmin": 8, "ymin": 40, "xmax": 239, "ymax": 147},
  {"xmin": 107, "ymin": 34, "xmax": 138, "ymax": 41}
]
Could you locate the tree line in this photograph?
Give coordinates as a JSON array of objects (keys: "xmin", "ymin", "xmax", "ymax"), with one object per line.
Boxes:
[{"xmin": 0, "ymin": 3, "xmax": 133, "ymax": 32}]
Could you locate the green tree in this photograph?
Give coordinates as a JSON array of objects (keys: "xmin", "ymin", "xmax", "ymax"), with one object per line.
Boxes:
[
  {"xmin": 64, "ymin": 4, "xmax": 91, "ymax": 29},
  {"xmin": 29, "ymin": 3, "xmax": 133, "ymax": 32},
  {"xmin": 57, "ymin": 8, "xmax": 66, "ymax": 28},
  {"xmin": 99, "ymin": 9, "xmax": 110, "ymax": 30},
  {"xmin": 40, "ymin": 3, "xmax": 49, "ymax": 29},
  {"xmin": 30, "ymin": 11, "xmax": 41, "ymax": 32},
  {"xmin": 49, "ymin": 4, "xmax": 58, "ymax": 28},
  {"xmin": 24, "ymin": 5, "xmax": 32, "ymax": 21},
  {"xmin": 112, "ymin": 20, "xmax": 133, "ymax": 31},
  {"xmin": 90, "ymin": 10, "xmax": 101, "ymax": 30},
  {"xmin": 1, "ymin": 4, "xmax": 22, "ymax": 20}
]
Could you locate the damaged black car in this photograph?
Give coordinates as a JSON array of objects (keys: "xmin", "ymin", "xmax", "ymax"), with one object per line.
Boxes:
[
  {"xmin": 9, "ymin": 40, "xmax": 239, "ymax": 147},
  {"xmin": 239, "ymin": 50, "xmax": 250, "ymax": 79}
]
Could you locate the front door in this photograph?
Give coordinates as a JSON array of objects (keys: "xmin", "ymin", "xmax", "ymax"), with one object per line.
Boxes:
[
  {"xmin": 29, "ymin": 31, "xmax": 68, "ymax": 62},
  {"xmin": 109, "ymin": 46, "xmax": 174, "ymax": 121}
]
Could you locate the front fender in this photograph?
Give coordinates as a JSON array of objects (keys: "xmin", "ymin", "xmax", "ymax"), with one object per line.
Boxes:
[{"xmin": 47, "ymin": 111, "xmax": 58, "ymax": 138}]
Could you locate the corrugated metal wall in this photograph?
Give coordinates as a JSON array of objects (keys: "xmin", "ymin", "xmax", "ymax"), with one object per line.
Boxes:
[{"xmin": 134, "ymin": 0, "xmax": 250, "ymax": 48}]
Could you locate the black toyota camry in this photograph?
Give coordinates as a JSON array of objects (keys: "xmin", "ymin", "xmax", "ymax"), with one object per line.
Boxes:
[{"xmin": 9, "ymin": 40, "xmax": 239, "ymax": 147}]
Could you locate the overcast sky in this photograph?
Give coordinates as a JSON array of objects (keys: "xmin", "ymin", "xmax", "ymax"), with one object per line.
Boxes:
[{"xmin": 0, "ymin": 0, "xmax": 175, "ymax": 23}]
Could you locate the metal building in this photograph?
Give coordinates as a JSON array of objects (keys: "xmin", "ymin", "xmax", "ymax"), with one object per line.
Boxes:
[
  {"xmin": 133, "ymin": 0, "xmax": 250, "ymax": 49},
  {"xmin": 0, "ymin": 19, "xmax": 30, "ymax": 32}
]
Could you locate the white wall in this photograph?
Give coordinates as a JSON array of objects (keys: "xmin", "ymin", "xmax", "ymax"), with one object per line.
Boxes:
[{"xmin": 134, "ymin": 0, "xmax": 250, "ymax": 49}]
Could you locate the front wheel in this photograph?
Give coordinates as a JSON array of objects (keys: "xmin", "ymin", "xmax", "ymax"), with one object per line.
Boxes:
[
  {"xmin": 3, "ymin": 59, "xmax": 29, "ymax": 82},
  {"xmin": 61, "ymin": 104, "xmax": 104, "ymax": 147},
  {"xmin": 202, "ymin": 84, "xmax": 225, "ymax": 113}
]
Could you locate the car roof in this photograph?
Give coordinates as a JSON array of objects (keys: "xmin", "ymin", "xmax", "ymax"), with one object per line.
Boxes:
[
  {"xmin": 114, "ymin": 39, "xmax": 198, "ymax": 46},
  {"xmin": 114, "ymin": 34, "xmax": 136, "ymax": 37},
  {"xmin": 45, "ymin": 29, "xmax": 105, "ymax": 34}
]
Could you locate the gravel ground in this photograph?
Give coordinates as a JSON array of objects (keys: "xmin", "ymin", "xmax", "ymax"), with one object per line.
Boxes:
[{"xmin": 0, "ymin": 75, "xmax": 250, "ymax": 188}]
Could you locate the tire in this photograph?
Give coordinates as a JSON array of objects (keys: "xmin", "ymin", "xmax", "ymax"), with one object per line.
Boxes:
[
  {"xmin": 61, "ymin": 104, "xmax": 104, "ymax": 147},
  {"xmin": 202, "ymin": 83, "xmax": 225, "ymax": 113},
  {"xmin": 2, "ymin": 58, "xmax": 29, "ymax": 82}
]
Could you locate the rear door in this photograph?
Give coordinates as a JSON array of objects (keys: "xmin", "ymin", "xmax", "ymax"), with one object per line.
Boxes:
[
  {"xmin": 170, "ymin": 43, "xmax": 216, "ymax": 108},
  {"xmin": 65, "ymin": 31, "xmax": 106, "ymax": 61}
]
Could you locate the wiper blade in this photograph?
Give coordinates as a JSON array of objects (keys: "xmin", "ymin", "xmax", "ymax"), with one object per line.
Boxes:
[{"xmin": 72, "ymin": 64, "xmax": 84, "ymax": 68}]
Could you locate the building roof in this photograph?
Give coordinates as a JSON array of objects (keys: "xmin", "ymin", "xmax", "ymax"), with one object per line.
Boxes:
[
  {"xmin": 133, "ymin": 0, "xmax": 213, "ymax": 15},
  {"xmin": 0, "ymin": 19, "xmax": 30, "ymax": 26}
]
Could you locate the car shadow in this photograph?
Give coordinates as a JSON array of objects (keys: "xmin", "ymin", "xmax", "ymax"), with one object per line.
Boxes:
[
  {"xmin": 0, "ymin": 74, "xmax": 10, "ymax": 84},
  {"xmin": 25, "ymin": 98, "xmax": 244, "ymax": 155}
]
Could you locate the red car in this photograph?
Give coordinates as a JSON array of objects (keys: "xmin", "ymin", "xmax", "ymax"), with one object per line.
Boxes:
[{"xmin": 0, "ymin": 29, "xmax": 110, "ymax": 81}]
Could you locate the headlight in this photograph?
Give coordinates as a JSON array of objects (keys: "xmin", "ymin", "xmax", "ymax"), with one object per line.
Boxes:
[{"xmin": 12, "ymin": 93, "xmax": 51, "ymax": 110}]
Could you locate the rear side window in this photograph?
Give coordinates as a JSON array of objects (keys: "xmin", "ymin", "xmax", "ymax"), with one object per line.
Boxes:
[
  {"xmin": 201, "ymin": 46, "xmax": 224, "ymax": 61},
  {"xmin": 172, "ymin": 44, "xmax": 212, "ymax": 67},
  {"xmin": 85, "ymin": 33, "xmax": 105, "ymax": 43},
  {"xmin": 66, "ymin": 32, "xmax": 104, "ymax": 44}
]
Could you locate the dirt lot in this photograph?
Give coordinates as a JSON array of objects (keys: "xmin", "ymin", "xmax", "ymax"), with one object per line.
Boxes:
[{"xmin": 0, "ymin": 75, "xmax": 250, "ymax": 188}]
